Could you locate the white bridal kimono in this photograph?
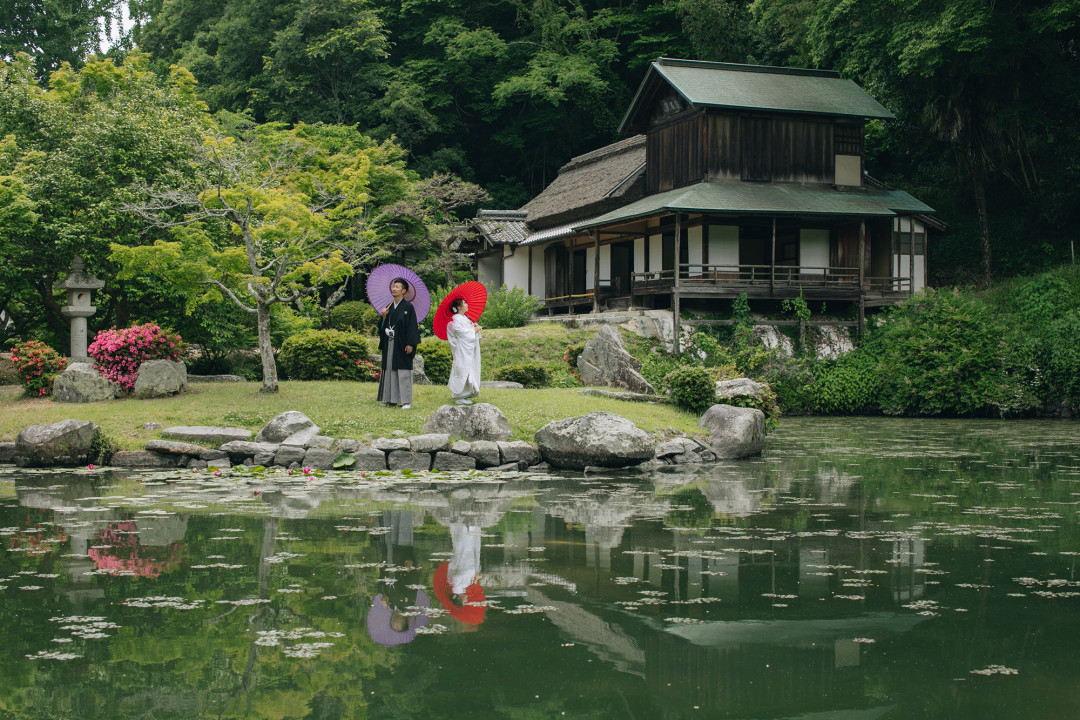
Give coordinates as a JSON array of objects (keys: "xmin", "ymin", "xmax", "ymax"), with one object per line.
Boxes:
[{"xmin": 447, "ymin": 313, "xmax": 481, "ymax": 401}]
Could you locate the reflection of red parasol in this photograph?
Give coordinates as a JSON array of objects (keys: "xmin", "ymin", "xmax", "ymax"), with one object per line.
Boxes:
[
  {"xmin": 366, "ymin": 589, "xmax": 431, "ymax": 646},
  {"xmin": 366, "ymin": 264, "xmax": 431, "ymax": 322},
  {"xmin": 433, "ymin": 563, "xmax": 486, "ymax": 625},
  {"xmin": 433, "ymin": 282, "xmax": 487, "ymax": 341}
]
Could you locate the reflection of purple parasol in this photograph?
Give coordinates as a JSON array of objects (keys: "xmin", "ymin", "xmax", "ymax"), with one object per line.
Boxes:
[
  {"xmin": 366, "ymin": 264, "xmax": 431, "ymax": 322},
  {"xmin": 366, "ymin": 589, "xmax": 431, "ymax": 646}
]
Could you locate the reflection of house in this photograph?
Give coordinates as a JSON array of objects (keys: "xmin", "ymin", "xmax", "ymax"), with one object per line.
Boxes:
[{"xmin": 474, "ymin": 58, "xmax": 943, "ymax": 333}]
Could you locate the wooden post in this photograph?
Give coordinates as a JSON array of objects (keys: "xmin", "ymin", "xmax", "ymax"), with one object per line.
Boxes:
[
  {"xmin": 674, "ymin": 214, "xmax": 682, "ymax": 289},
  {"xmin": 909, "ymin": 217, "xmax": 915, "ymax": 297},
  {"xmin": 770, "ymin": 217, "xmax": 776, "ymax": 292},
  {"xmin": 673, "ymin": 290, "xmax": 681, "ymax": 355},
  {"xmin": 527, "ymin": 244, "xmax": 533, "ymax": 296},
  {"xmin": 891, "ymin": 217, "xmax": 898, "ymax": 291},
  {"xmin": 568, "ymin": 242, "xmax": 574, "ymax": 316},
  {"xmin": 593, "ymin": 229, "xmax": 600, "ymax": 314}
]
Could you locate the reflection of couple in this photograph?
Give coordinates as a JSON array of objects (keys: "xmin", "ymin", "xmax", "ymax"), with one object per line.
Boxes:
[
  {"xmin": 433, "ymin": 524, "xmax": 487, "ymax": 625},
  {"xmin": 366, "ymin": 515, "xmax": 486, "ymax": 646},
  {"xmin": 366, "ymin": 511, "xmax": 430, "ymax": 646}
]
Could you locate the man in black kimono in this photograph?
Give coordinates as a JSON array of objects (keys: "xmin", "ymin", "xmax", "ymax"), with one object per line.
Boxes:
[{"xmin": 377, "ymin": 278, "xmax": 421, "ymax": 409}]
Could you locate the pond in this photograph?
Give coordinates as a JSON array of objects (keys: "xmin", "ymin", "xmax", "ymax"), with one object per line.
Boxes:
[{"xmin": 2, "ymin": 417, "xmax": 1079, "ymax": 719}]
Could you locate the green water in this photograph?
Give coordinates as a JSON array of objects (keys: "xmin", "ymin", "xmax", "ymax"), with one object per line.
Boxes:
[{"xmin": 2, "ymin": 417, "xmax": 1079, "ymax": 719}]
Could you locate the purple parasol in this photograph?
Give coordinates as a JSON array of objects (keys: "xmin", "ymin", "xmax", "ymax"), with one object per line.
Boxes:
[
  {"xmin": 366, "ymin": 589, "xmax": 431, "ymax": 646},
  {"xmin": 366, "ymin": 264, "xmax": 431, "ymax": 322}
]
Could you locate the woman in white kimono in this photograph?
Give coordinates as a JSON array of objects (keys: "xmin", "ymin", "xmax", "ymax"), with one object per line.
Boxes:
[{"xmin": 446, "ymin": 297, "xmax": 481, "ymax": 405}]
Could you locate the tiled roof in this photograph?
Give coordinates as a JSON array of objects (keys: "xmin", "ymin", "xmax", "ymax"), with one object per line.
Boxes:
[
  {"xmin": 575, "ymin": 181, "xmax": 934, "ymax": 230},
  {"xmin": 474, "ymin": 210, "xmax": 529, "ymax": 245},
  {"xmin": 620, "ymin": 58, "xmax": 893, "ymax": 133}
]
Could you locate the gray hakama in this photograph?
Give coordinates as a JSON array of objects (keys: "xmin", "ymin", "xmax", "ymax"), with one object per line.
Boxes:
[{"xmin": 378, "ymin": 339, "xmax": 413, "ymax": 405}]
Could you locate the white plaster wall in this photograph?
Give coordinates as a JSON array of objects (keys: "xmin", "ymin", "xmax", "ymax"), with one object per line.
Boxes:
[
  {"xmin": 649, "ymin": 234, "xmax": 663, "ymax": 273},
  {"xmin": 634, "ymin": 236, "xmax": 646, "ymax": 273},
  {"xmin": 800, "ymin": 228, "xmax": 830, "ymax": 274},
  {"xmin": 708, "ymin": 225, "xmax": 739, "ymax": 271},
  {"xmin": 892, "ymin": 218, "xmax": 927, "ymax": 292},
  {"xmin": 477, "ymin": 253, "xmax": 501, "ymax": 288},
  {"xmin": 503, "ymin": 246, "xmax": 529, "ymax": 291},
  {"xmin": 586, "ymin": 246, "xmax": 595, "ymax": 289},
  {"xmin": 599, "ymin": 244, "xmax": 611, "ymax": 284},
  {"xmin": 688, "ymin": 226, "xmax": 703, "ymax": 271},
  {"xmin": 835, "ymin": 154, "xmax": 862, "ymax": 186},
  {"xmin": 529, "ymin": 245, "xmax": 545, "ymax": 298}
]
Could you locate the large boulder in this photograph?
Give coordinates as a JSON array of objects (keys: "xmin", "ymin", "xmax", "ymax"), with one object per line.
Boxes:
[
  {"xmin": 534, "ymin": 411, "xmax": 655, "ymax": 470},
  {"xmin": 577, "ymin": 325, "xmax": 655, "ymax": 394},
  {"xmin": 422, "ymin": 403, "xmax": 511, "ymax": 442},
  {"xmin": 698, "ymin": 404, "xmax": 766, "ymax": 459},
  {"xmin": 14, "ymin": 419, "xmax": 98, "ymax": 467},
  {"xmin": 134, "ymin": 360, "xmax": 188, "ymax": 399},
  {"xmin": 715, "ymin": 378, "xmax": 767, "ymax": 403},
  {"xmin": 53, "ymin": 363, "xmax": 118, "ymax": 403},
  {"xmin": 255, "ymin": 411, "xmax": 319, "ymax": 444}
]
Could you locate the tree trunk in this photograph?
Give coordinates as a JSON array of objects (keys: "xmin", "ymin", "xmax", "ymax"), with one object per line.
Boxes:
[
  {"xmin": 967, "ymin": 150, "xmax": 992, "ymax": 287},
  {"xmin": 256, "ymin": 300, "xmax": 279, "ymax": 393}
]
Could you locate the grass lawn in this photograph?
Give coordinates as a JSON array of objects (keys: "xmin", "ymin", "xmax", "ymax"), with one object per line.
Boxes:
[{"xmin": 0, "ymin": 381, "xmax": 702, "ymax": 450}]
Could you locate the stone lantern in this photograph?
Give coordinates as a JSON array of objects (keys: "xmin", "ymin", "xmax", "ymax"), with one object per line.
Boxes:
[{"xmin": 53, "ymin": 257, "xmax": 104, "ymax": 360}]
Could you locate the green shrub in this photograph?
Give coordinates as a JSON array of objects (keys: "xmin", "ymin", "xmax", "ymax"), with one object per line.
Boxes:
[
  {"xmin": 565, "ymin": 342, "xmax": 586, "ymax": 369},
  {"xmin": 417, "ymin": 341, "xmax": 453, "ymax": 385},
  {"xmin": 724, "ymin": 381, "xmax": 782, "ymax": 430},
  {"xmin": 0, "ymin": 353, "xmax": 20, "ymax": 385},
  {"xmin": 330, "ymin": 301, "xmax": 380, "ymax": 336},
  {"xmin": 10, "ymin": 340, "xmax": 68, "ymax": 397},
  {"xmin": 868, "ymin": 288, "xmax": 1036, "ymax": 416},
  {"xmin": 89, "ymin": 428, "xmax": 119, "ymax": 465},
  {"xmin": 483, "ymin": 284, "xmax": 543, "ymax": 329},
  {"xmin": 640, "ymin": 349, "xmax": 680, "ymax": 390},
  {"xmin": 279, "ymin": 330, "xmax": 370, "ymax": 381},
  {"xmin": 494, "ymin": 363, "xmax": 551, "ymax": 388},
  {"xmin": 812, "ymin": 350, "xmax": 882, "ymax": 415},
  {"xmin": 663, "ymin": 364, "xmax": 715, "ymax": 413}
]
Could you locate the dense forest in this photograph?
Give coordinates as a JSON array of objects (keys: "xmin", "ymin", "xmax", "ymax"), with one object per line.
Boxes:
[
  {"xmin": 5, "ymin": 0, "xmax": 1079, "ymax": 284},
  {"xmin": 1, "ymin": 1, "xmax": 1079, "ymax": 409}
]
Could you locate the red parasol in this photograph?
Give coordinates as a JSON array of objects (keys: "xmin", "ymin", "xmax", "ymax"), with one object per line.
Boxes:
[
  {"xmin": 433, "ymin": 562, "xmax": 487, "ymax": 625},
  {"xmin": 433, "ymin": 281, "xmax": 487, "ymax": 341},
  {"xmin": 366, "ymin": 264, "xmax": 431, "ymax": 322}
]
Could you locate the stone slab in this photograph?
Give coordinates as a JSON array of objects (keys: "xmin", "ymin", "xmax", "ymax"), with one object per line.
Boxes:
[
  {"xmin": 145, "ymin": 439, "xmax": 208, "ymax": 456},
  {"xmin": 387, "ymin": 451, "xmax": 431, "ymax": 471},
  {"xmin": 109, "ymin": 450, "xmax": 181, "ymax": 468},
  {"xmin": 432, "ymin": 452, "xmax": 477, "ymax": 471},
  {"xmin": 162, "ymin": 426, "xmax": 252, "ymax": 444}
]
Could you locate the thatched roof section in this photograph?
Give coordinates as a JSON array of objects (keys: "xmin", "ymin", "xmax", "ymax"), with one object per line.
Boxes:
[{"xmin": 520, "ymin": 135, "xmax": 646, "ymax": 230}]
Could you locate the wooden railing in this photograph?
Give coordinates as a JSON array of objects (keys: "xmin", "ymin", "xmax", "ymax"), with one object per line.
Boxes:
[{"xmin": 631, "ymin": 264, "xmax": 910, "ymax": 293}]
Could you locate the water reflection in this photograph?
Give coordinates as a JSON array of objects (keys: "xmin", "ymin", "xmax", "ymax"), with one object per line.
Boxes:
[{"xmin": 1, "ymin": 418, "xmax": 1079, "ymax": 718}]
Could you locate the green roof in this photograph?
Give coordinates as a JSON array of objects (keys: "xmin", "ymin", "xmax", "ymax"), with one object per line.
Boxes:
[
  {"xmin": 620, "ymin": 59, "xmax": 894, "ymax": 133},
  {"xmin": 574, "ymin": 182, "xmax": 935, "ymax": 230}
]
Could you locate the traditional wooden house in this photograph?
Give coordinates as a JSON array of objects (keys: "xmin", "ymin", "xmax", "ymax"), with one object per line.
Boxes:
[{"xmin": 473, "ymin": 58, "xmax": 943, "ymax": 334}]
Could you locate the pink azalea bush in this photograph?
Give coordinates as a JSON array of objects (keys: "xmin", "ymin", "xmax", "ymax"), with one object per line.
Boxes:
[
  {"xmin": 88, "ymin": 323, "xmax": 187, "ymax": 392},
  {"xmin": 10, "ymin": 340, "xmax": 68, "ymax": 397}
]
